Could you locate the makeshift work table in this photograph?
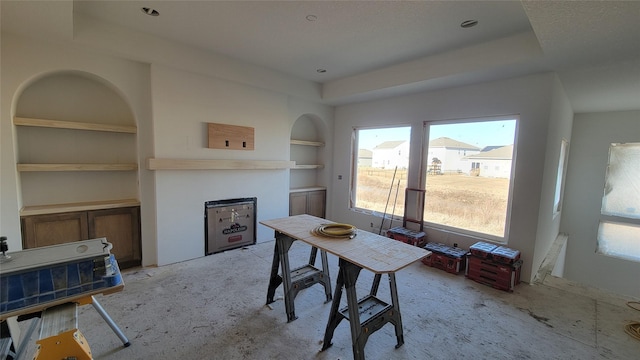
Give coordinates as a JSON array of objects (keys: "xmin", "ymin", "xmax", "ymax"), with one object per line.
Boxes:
[
  {"xmin": 0, "ymin": 238, "xmax": 129, "ymax": 360},
  {"xmin": 261, "ymin": 214, "xmax": 430, "ymax": 360}
]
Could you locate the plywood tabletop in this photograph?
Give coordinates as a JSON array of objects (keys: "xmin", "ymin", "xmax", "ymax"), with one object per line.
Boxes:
[{"xmin": 260, "ymin": 214, "xmax": 430, "ymax": 274}]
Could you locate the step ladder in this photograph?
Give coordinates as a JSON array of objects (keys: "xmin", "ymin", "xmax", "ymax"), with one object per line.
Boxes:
[
  {"xmin": 34, "ymin": 302, "xmax": 91, "ymax": 360},
  {"xmin": 31, "ymin": 295, "xmax": 129, "ymax": 360}
]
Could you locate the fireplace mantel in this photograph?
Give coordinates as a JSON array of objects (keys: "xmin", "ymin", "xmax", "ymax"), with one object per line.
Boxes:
[{"xmin": 146, "ymin": 158, "xmax": 295, "ymax": 170}]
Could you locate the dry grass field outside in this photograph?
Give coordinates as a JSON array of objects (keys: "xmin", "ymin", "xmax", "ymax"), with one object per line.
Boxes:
[{"xmin": 355, "ymin": 168, "xmax": 510, "ymax": 237}]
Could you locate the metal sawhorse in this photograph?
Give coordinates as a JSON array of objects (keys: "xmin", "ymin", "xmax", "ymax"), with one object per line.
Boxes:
[
  {"xmin": 266, "ymin": 231, "xmax": 332, "ymax": 322},
  {"xmin": 321, "ymin": 260, "xmax": 404, "ymax": 360}
]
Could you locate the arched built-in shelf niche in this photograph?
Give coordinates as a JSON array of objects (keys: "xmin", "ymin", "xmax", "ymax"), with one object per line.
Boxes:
[
  {"xmin": 14, "ymin": 70, "xmax": 141, "ymax": 268},
  {"xmin": 289, "ymin": 114, "xmax": 327, "ymax": 218},
  {"xmin": 15, "ymin": 71, "xmax": 138, "ymax": 211}
]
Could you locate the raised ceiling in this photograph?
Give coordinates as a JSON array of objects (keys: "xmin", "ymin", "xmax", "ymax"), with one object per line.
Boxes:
[{"xmin": 3, "ymin": 1, "xmax": 639, "ymax": 112}]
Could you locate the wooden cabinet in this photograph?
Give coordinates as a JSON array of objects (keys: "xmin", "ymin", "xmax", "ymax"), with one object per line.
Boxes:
[
  {"xmin": 22, "ymin": 211, "xmax": 88, "ymax": 248},
  {"xmin": 88, "ymin": 207, "xmax": 141, "ymax": 269},
  {"xmin": 21, "ymin": 206, "xmax": 141, "ymax": 269},
  {"xmin": 290, "ymin": 189, "xmax": 326, "ymax": 218}
]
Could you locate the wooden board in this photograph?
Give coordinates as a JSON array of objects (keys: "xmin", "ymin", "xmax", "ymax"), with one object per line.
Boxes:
[
  {"xmin": 14, "ymin": 117, "xmax": 137, "ymax": 134},
  {"xmin": 260, "ymin": 214, "xmax": 431, "ymax": 274},
  {"xmin": 20, "ymin": 199, "xmax": 140, "ymax": 216},
  {"xmin": 208, "ymin": 123, "xmax": 254, "ymax": 150},
  {"xmin": 290, "ymin": 139, "xmax": 324, "ymax": 147},
  {"xmin": 146, "ymin": 158, "xmax": 294, "ymax": 170},
  {"xmin": 17, "ymin": 163, "xmax": 138, "ymax": 172}
]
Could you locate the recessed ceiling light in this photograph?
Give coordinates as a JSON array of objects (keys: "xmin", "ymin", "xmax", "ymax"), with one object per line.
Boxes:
[
  {"xmin": 306, "ymin": 14, "xmax": 318, "ymax": 21},
  {"xmin": 460, "ymin": 19, "xmax": 478, "ymax": 28},
  {"xmin": 316, "ymin": 69, "xmax": 327, "ymax": 73},
  {"xmin": 141, "ymin": 7, "xmax": 160, "ymax": 16}
]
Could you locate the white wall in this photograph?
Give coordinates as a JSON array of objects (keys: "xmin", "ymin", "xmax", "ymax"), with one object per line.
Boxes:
[
  {"xmin": 330, "ymin": 73, "xmax": 565, "ymax": 283},
  {"xmin": 151, "ymin": 64, "xmax": 298, "ymax": 265},
  {"xmin": 477, "ymin": 159, "xmax": 512, "ymax": 178},
  {"xmin": 0, "ymin": 32, "xmax": 333, "ymax": 267},
  {"xmin": 531, "ymin": 76, "xmax": 574, "ymax": 284},
  {"xmin": 561, "ymin": 110, "xmax": 640, "ymax": 298}
]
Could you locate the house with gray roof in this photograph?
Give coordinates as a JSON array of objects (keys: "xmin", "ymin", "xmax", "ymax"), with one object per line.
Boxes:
[
  {"xmin": 372, "ymin": 140, "xmax": 409, "ymax": 169},
  {"xmin": 427, "ymin": 137, "xmax": 480, "ymax": 174},
  {"xmin": 464, "ymin": 145, "xmax": 514, "ymax": 178},
  {"xmin": 357, "ymin": 148, "xmax": 373, "ymax": 167}
]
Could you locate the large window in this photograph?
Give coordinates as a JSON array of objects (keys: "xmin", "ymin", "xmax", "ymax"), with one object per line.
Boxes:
[
  {"xmin": 351, "ymin": 126, "xmax": 411, "ymax": 218},
  {"xmin": 423, "ymin": 118, "xmax": 517, "ymax": 239},
  {"xmin": 597, "ymin": 142, "xmax": 640, "ymax": 262}
]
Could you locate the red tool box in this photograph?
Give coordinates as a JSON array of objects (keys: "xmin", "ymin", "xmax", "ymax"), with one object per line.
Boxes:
[
  {"xmin": 490, "ymin": 246, "xmax": 521, "ymax": 265},
  {"xmin": 466, "ymin": 255, "xmax": 522, "ymax": 292},
  {"xmin": 387, "ymin": 226, "xmax": 426, "ymax": 247},
  {"xmin": 421, "ymin": 243, "xmax": 468, "ymax": 274},
  {"xmin": 469, "ymin": 241, "xmax": 498, "ymax": 259}
]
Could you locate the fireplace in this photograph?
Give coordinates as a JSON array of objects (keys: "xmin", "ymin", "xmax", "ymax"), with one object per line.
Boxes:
[{"xmin": 205, "ymin": 197, "xmax": 256, "ymax": 255}]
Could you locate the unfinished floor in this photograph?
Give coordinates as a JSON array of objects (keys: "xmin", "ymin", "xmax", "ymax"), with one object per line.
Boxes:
[{"xmin": 16, "ymin": 240, "xmax": 640, "ymax": 359}]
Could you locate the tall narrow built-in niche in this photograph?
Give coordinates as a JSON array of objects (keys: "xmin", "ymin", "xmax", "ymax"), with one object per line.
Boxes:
[{"xmin": 289, "ymin": 115, "xmax": 326, "ymax": 218}]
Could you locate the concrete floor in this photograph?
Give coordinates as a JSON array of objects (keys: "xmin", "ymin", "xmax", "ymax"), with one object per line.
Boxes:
[{"xmin": 15, "ymin": 240, "xmax": 640, "ymax": 359}]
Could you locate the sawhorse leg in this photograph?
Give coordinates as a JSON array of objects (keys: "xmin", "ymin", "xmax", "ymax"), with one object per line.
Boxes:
[
  {"xmin": 266, "ymin": 232, "xmax": 332, "ymax": 322},
  {"xmin": 90, "ymin": 296, "xmax": 130, "ymax": 347},
  {"xmin": 75, "ymin": 295, "xmax": 130, "ymax": 347},
  {"xmin": 266, "ymin": 232, "xmax": 297, "ymax": 321},
  {"xmin": 321, "ymin": 260, "xmax": 405, "ymax": 360},
  {"xmin": 266, "ymin": 240, "xmax": 283, "ymax": 305},
  {"xmin": 322, "ymin": 259, "xmax": 366, "ymax": 360},
  {"xmin": 369, "ymin": 273, "xmax": 404, "ymax": 348},
  {"xmin": 308, "ymin": 246, "xmax": 333, "ymax": 303}
]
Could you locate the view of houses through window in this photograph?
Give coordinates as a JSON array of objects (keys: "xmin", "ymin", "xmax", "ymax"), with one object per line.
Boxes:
[
  {"xmin": 423, "ymin": 119, "xmax": 517, "ymax": 239},
  {"xmin": 352, "ymin": 126, "xmax": 411, "ymax": 221},
  {"xmin": 352, "ymin": 118, "xmax": 517, "ymax": 240}
]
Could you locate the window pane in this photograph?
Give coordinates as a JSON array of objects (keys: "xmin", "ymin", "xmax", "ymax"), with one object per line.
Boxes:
[
  {"xmin": 424, "ymin": 119, "xmax": 517, "ymax": 238},
  {"xmin": 353, "ymin": 127, "xmax": 411, "ymax": 216},
  {"xmin": 554, "ymin": 139, "xmax": 569, "ymax": 214},
  {"xmin": 597, "ymin": 221, "xmax": 640, "ymax": 262},
  {"xmin": 601, "ymin": 143, "xmax": 640, "ymax": 219}
]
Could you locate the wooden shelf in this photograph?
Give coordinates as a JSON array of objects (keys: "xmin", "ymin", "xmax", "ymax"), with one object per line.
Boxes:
[
  {"xmin": 290, "ymin": 186, "xmax": 326, "ymax": 193},
  {"xmin": 290, "ymin": 139, "xmax": 324, "ymax": 147},
  {"xmin": 17, "ymin": 163, "xmax": 138, "ymax": 172},
  {"xmin": 147, "ymin": 158, "xmax": 295, "ymax": 170},
  {"xmin": 20, "ymin": 199, "xmax": 140, "ymax": 216},
  {"xmin": 14, "ymin": 117, "xmax": 137, "ymax": 134},
  {"xmin": 292, "ymin": 164, "xmax": 324, "ymax": 170}
]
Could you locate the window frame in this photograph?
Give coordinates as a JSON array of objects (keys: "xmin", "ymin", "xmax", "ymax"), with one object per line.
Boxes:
[
  {"xmin": 421, "ymin": 115, "xmax": 519, "ymax": 243},
  {"xmin": 350, "ymin": 125, "xmax": 413, "ymax": 216}
]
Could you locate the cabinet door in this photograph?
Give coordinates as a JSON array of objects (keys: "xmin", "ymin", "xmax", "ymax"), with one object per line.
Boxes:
[
  {"xmin": 22, "ymin": 212, "xmax": 89, "ymax": 249},
  {"xmin": 289, "ymin": 192, "xmax": 308, "ymax": 216},
  {"xmin": 306, "ymin": 190, "xmax": 326, "ymax": 218},
  {"xmin": 88, "ymin": 207, "xmax": 141, "ymax": 269}
]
